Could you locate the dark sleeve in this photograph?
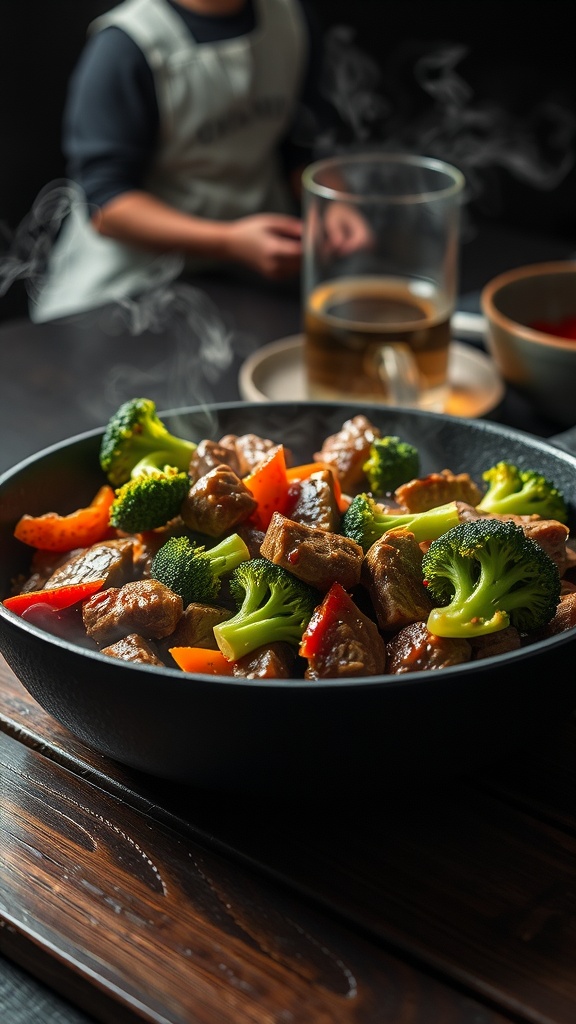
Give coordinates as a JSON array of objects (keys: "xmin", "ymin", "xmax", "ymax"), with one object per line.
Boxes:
[{"xmin": 62, "ymin": 27, "xmax": 159, "ymax": 209}]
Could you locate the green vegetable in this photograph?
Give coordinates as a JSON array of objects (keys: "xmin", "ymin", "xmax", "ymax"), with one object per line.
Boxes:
[
  {"xmin": 109, "ymin": 454, "xmax": 190, "ymax": 533},
  {"xmin": 422, "ymin": 518, "xmax": 561, "ymax": 638},
  {"xmin": 477, "ymin": 461, "xmax": 567, "ymax": 522},
  {"xmin": 341, "ymin": 493, "xmax": 460, "ymax": 552},
  {"xmin": 214, "ymin": 558, "xmax": 319, "ymax": 661},
  {"xmin": 363, "ymin": 435, "xmax": 420, "ymax": 495},
  {"xmin": 151, "ymin": 533, "xmax": 250, "ymax": 606},
  {"xmin": 100, "ymin": 397, "xmax": 197, "ymax": 487}
]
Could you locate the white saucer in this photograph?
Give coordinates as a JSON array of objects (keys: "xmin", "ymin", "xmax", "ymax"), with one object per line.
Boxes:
[{"xmin": 239, "ymin": 336, "xmax": 505, "ymax": 418}]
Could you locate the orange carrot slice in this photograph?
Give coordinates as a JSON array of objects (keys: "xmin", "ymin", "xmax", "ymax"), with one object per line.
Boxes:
[
  {"xmin": 169, "ymin": 646, "xmax": 236, "ymax": 675},
  {"xmin": 243, "ymin": 445, "xmax": 290, "ymax": 530}
]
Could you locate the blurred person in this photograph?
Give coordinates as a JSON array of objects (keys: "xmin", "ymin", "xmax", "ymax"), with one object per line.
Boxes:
[{"xmin": 30, "ymin": 0, "xmax": 329, "ymax": 322}]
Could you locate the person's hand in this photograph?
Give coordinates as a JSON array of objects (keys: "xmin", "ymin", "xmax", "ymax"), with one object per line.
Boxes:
[
  {"xmin": 224, "ymin": 214, "xmax": 303, "ymax": 280},
  {"xmin": 322, "ymin": 201, "xmax": 375, "ymax": 258}
]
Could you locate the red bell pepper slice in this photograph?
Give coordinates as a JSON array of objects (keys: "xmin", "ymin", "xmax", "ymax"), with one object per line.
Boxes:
[
  {"xmin": 3, "ymin": 578, "xmax": 106, "ymax": 616},
  {"xmin": 13, "ymin": 485, "xmax": 116, "ymax": 552},
  {"xmin": 299, "ymin": 581, "xmax": 350, "ymax": 659}
]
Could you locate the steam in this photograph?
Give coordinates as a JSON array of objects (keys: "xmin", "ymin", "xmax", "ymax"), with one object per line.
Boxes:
[
  {"xmin": 0, "ymin": 181, "xmax": 239, "ymax": 430},
  {"xmin": 317, "ymin": 25, "xmax": 391, "ymax": 144},
  {"xmin": 76, "ymin": 278, "xmax": 238, "ymax": 437},
  {"xmin": 0, "ymin": 180, "xmax": 78, "ymax": 300},
  {"xmin": 1, "ymin": 23, "xmax": 574, "ymax": 328},
  {"xmin": 315, "ymin": 27, "xmax": 576, "ymax": 212}
]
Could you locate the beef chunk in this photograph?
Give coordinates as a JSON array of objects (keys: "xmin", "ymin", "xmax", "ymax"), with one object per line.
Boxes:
[
  {"xmin": 83, "ymin": 579, "xmax": 183, "ymax": 646},
  {"xmin": 233, "ymin": 641, "xmax": 298, "ymax": 679},
  {"xmin": 304, "ymin": 587, "xmax": 386, "ymax": 679},
  {"xmin": 362, "ymin": 528, "xmax": 434, "ymax": 631},
  {"xmin": 314, "ymin": 415, "xmax": 379, "ymax": 493},
  {"xmin": 44, "ymin": 538, "xmax": 136, "ymax": 590},
  {"xmin": 16, "ymin": 547, "xmax": 86, "ymax": 594},
  {"xmin": 455, "ymin": 503, "xmax": 570, "ymax": 576},
  {"xmin": 518, "ymin": 518, "xmax": 569, "ymax": 576},
  {"xmin": 453, "ymin": 501, "xmax": 485, "ymax": 523},
  {"xmin": 468, "ymin": 626, "xmax": 522, "ymax": 660},
  {"xmin": 189, "ymin": 438, "xmax": 243, "ymax": 482},
  {"xmin": 101, "ymin": 633, "xmax": 166, "ymax": 666},
  {"xmin": 218, "ymin": 432, "xmax": 288, "ymax": 475},
  {"xmin": 286, "ymin": 469, "xmax": 341, "ymax": 532},
  {"xmin": 386, "ymin": 621, "xmax": 471, "ymax": 673},
  {"xmin": 236, "ymin": 521, "xmax": 267, "ymax": 559},
  {"xmin": 531, "ymin": 591, "xmax": 576, "ymax": 639},
  {"xmin": 180, "ymin": 464, "xmax": 257, "ymax": 537},
  {"xmin": 163, "ymin": 602, "xmax": 232, "ymax": 650},
  {"xmin": 564, "ymin": 540, "xmax": 576, "ymax": 578},
  {"xmin": 394, "ymin": 470, "xmax": 483, "ymax": 512},
  {"xmin": 260, "ymin": 511, "xmax": 363, "ymax": 592}
]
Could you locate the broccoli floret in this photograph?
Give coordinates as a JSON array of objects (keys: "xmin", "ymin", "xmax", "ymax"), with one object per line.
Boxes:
[
  {"xmin": 100, "ymin": 397, "xmax": 197, "ymax": 486},
  {"xmin": 476, "ymin": 461, "xmax": 568, "ymax": 522},
  {"xmin": 363, "ymin": 435, "xmax": 420, "ymax": 495},
  {"xmin": 151, "ymin": 533, "xmax": 250, "ymax": 606},
  {"xmin": 422, "ymin": 518, "xmax": 561, "ymax": 638},
  {"xmin": 213, "ymin": 558, "xmax": 319, "ymax": 661},
  {"xmin": 109, "ymin": 454, "xmax": 190, "ymax": 532},
  {"xmin": 341, "ymin": 493, "xmax": 461, "ymax": 552}
]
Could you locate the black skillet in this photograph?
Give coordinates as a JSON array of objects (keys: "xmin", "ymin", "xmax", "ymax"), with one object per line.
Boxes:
[{"xmin": 1, "ymin": 401, "xmax": 575, "ymax": 800}]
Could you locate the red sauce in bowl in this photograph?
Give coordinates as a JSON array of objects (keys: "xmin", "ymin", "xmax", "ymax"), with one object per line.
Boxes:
[{"xmin": 529, "ymin": 316, "xmax": 576, "ymax": 340}]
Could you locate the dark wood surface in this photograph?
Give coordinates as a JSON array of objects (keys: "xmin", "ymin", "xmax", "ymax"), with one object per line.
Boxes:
[
  {"xmin": 1, "ymin": 221, "xmax": 576, "ymax": 1023},
  {"xmin": 2, "ymin": 655, "xmax": 576, "ymax": 1024}
]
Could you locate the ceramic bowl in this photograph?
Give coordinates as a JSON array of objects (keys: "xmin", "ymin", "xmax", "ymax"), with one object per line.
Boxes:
[{"xmin": 480, "ymin": 261, "xmax": 576, "ymax": 426}]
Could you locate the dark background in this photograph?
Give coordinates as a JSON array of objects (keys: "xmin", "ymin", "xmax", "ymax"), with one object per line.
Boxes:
[{"xmin": 1, "ymin": 1, "xmax": 574, "ymax": 319}]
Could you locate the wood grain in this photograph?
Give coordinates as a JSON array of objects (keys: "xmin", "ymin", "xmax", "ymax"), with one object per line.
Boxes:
[
  {"xmin": 1, "ymin": 655, "xmax": 575, "ymax": 1024},
  {"xmin": 1, "ymin": 727, "xmax": 514, "ymax": 1024}
]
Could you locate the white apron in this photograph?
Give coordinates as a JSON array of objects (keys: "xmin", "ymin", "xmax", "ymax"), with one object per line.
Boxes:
[{"xmin": 31, "ymin": 0, "xmax": 307, "ymax": 322}]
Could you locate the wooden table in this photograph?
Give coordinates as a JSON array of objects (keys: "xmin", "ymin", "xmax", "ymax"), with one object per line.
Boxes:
[
  {"xmin": 1, "ymin": 223, "xmax": 576, "ymax": 1023},
  {"xmin": 2, "ymin": 654, "xmax": 575, "ymax": 1024}
]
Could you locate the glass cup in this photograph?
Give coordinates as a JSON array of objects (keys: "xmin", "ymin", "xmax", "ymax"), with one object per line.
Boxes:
[{"xmin": 301, "ymin": 152, "xmax": 465, "ymax": 410}]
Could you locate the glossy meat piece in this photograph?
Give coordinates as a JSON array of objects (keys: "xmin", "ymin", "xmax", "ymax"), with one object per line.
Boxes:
[
  {"xmin": 313, "ymin": 415, "xmax": 379, "ymax": 494},
  {"xmin": 260, "ymin": 511, "xmax": 363, "ymax": 592},
  {"xmin": 180, "ymin": 464, "xmax": 257, "ymax": 537},
  {"xmin": 235, "ymin": 521, "xmax": 267, "ymax": 559},
  {"xmin": 188, "ymin": 438, "xmax": 243, "ymax": 482},
  {"xmin": 44, "ymin": 538, "xmax": 136, "ymax": 590},
  {"xmin": 304, "ymin": 588, "xmax": 386, "ymax": 679},
  {"xmin": 101, "ymin": 633, "xmax": 166, "ymax": 666},
  {"xmin": 516, "ymin": 517, "xmax": 569, "ymax": 575},
  {"xmin": 533, "ymin": 591, "xmax": 576, "ymax": 639},
  {"xmin": 362, "ymin": 528, "xmax": 434, "ymax": 631},
  {"xmin": 451, "ymin": 503, "xmax": 570, "ymax": 576},
  {"xmin": 218, "ymin": 432, "xmax": 286, "ymax": 475},
  {"xmin": 16, "ymin": 547, "xmax": 85, "ymax": 594},
  {"xmin": 233, "ymin": 641, "xmax": 298, "ymax": 679},
  {"xmin": 460, "ymin": 505, "xmax": 570, "ymax": 575},
  {"xmin": 467, "ymin": 626, "xmax": 522, "ymax": 660},
  {"xmin": 286, "ymin": 469, "xmax": 341, "ymax": 532},
  {"xmin": 386, "ymin": 621, "xmax": 471, "ymax": 673},
  {"xmin": 163, "ymin": 601, "xmax": 232, "ymax": 650},
  {"xmin": 83, "ymin": 579, "xmax": 183, "ymax": 646},
  {"xmin": 395, "ymin": 470, "xmax": 483, "ymax": 512}
]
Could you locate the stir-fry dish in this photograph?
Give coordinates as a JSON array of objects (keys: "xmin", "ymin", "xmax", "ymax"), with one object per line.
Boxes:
[{"xmin": 4, "ymin": 398, "xmax": 576, "ymax": 679}]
